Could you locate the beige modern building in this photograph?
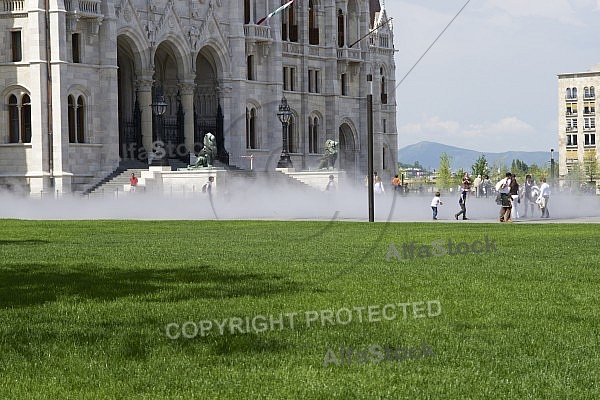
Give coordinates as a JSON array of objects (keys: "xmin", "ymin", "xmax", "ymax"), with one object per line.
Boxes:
[
  {"xmin": 557, "ymin": 64, "xmax": 600, "ymax": 183},
  {"xmin": 0, "ymin": 0, "xmax": 397, "ymax": 195}
]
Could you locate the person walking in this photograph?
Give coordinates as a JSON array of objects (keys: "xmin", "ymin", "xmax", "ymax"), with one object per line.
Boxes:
[
  {"xmin": 509, "ymin": 174, "xmax": 520, "ymax": 219},
  {"xmin": 538, "ymin": 177, "xmax": 550, "ymax": 218},
  {"xmin": 483, "ymin": 175, "xmax": 492, "ymax": 198},
  {"xmin": 129, "ymin": 172, "xmax": 138, "ymax": 192},
  {"xmin": 392, "ymin": 175, "xmax": 400, "ymax": 192},
  {"xmin": 325, "ymin": 174, "xmax": 336, "ymax": 191},
  {"xmin": 455, "ymin": 182, "xmax": 469, "ymax": 220},
  {"xmin": 473, "ymin": 174, "xmax": 482, "ymax": 197},
  {"xmin": 374, "ymin": 176, "xmax": 385, "ymax": 195},
  {"xmin": 202, "ymin": 176, "xmax": 214, "ymax": 194},
  {"xmin": 496, "ymin": 172, "xmax": 512, "ymax": 222},
  {"xmin": 462, "ymin": 172, "xmax": 471, "ymax": 189},
  {"xmin": 522, "ymin": 174, "xmax": 535, "ymax": 217},
  {"xmin": 431, "ymin": 191, "xmax": 443, "ymax": 220}
]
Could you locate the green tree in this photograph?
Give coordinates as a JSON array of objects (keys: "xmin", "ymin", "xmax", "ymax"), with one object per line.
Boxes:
[
  {"xmin": 565, "ymin": 161, "xmax": 583, "ymax": 189},
  {"xmin": 471, "ymin": 155, "xmax": 490, "ymax": 178},
  {"xmin": 454, "ymin": 167, "xmax": 467, "ymax": 188},
  {"xmin": 511, "ymin": 159, "xmax": 528, "ymax": 176},
  {"xmin": 437, "ymin": 153, "xmax": 453, "ymax": 190},
  {"xmin": 526, "ymin": 164, "xmax": 549, "ymax": 182},
  {"xmin": 583, "ymin": 151, "xmax": 598, "ymax": 183},
  {"xmin": 490, "ymin": 159, "xmax": 508, "ymax": 183}
]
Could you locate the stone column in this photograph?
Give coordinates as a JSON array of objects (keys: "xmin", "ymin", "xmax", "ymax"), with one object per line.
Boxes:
[
  {"xmin": 136, "ymin": 78, "xmax": 154, "ymax": 157},
  {"xmin": 178, "ymin": 81, "xmax": 196, "ymax": 160}
]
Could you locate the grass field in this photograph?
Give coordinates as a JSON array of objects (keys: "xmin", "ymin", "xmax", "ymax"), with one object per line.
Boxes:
[{"xmin": 1, "ymin": 219, "xmax": 599, "ymax": 399}]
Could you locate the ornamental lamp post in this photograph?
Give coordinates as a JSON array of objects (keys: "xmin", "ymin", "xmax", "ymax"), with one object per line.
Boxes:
[
  {"xmin": 550, "ymin": 148, "xmax": 555, "ymax": 186},
  {"xmin": 276, "ymin": 96, "xmax": 293, "ymax": 168},
  {"xmin": 149, "ymin": 88, "xmax": 168, "ymax": 165}
]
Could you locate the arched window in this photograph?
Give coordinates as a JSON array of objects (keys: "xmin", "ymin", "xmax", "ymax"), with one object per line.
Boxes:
[
  {"xmin": 584, "ymin": 87, "xmax": 590, "ymax": 98},
  {"xmin": 246, "ymin": 106, "xmax": 257, "ymax": 149},
  {"xmin": 380, "ymin": 67, "xmax": 387, "ymax": 104},
  {"xmin": 8, "ymin": 95, "xmax": 19, "ymax": 143},
  {"xmin": 566, "ymin": 88, "xmax": 571, "ymax": 99},
  {"xmin": 591, "ymin": 86, "xmax": 596, "ymax": 97},
  {"xmin": 76, "ymin": 96, "xmax": 85, "ymax": 143},
  {"xmin": 7, "ymin": 93, "xmax": 31, "ymax": 143},
  {"xmin": 282, "ymin": 1, "xmax": 298, "ymax": 42},
  {"xmin": 308, "ymin": 116, "xmax": 319, "ymax": 153},
  {"xmin": 244, "ymin": 0, "xmax": 251, "ymax": 24},
  {"xmin": 337, "ymin": 9, "xmax": 345, "ymax": 47},
  {"xmin": 308, "ymin": 0, "xmax": 319, "ymax": 45},
  {"xmin": 21, "ymin": 94, "xmax": 31, "ymax": 143},
  {"xmin": 573, "ymin": 87, "xmax": 578, "ymax": 99},
  {"xmin": 68, "ymin": 95, "xmax": 76, "ymax": 143},
  {"xmin": 287, "ymin": 115, "xmax": 297, "ymax": 153}
]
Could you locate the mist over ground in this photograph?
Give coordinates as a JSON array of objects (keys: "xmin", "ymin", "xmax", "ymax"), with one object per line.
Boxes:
[{"xmin": 1, "ymin": 177, "xmax": 598, "ymax": 223}]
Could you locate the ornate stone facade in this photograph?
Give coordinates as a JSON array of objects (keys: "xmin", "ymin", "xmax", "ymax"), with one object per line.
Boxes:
[{"xmin": 0, "ymin": 0, "xmax": 397, "ymax": 194}]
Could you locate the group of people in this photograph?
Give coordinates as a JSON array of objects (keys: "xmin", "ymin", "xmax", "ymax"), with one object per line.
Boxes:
[
  {"xmin": 430, "ymin": 172, "xmax": 551, "ymax": 221},
  {"xmin": 495, "ymin": 173, "xmax": 550, "ymax": 222}
]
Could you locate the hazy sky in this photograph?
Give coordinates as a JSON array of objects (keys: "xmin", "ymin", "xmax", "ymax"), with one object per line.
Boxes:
[{"xmin": 386, "ymin": 0, "xmax": 600, "ymax": 153}]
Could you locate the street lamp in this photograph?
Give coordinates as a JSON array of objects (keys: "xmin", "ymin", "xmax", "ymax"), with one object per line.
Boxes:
[
  {"xmin": 150, "ymin": 87, "xmax": 168, "ymax": 165},
  {"xmin": 550, "ymin": 148, "xmax": 555, "ymax": 185},
  {"xmin": 276, "ymin": 96, "xmax": 293, "ymax": 168}
]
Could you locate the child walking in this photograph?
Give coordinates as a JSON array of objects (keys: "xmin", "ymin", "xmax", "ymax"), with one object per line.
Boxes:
[
  {"xmin": 455, "ymin": 182, "xmax": 469, "ymax": 220},
  {"xmin": 430, "ymin": 191, "xmax": 443, "ymax": 220}
]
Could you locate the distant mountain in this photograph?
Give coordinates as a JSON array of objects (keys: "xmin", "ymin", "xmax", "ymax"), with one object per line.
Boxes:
[{"xmin": 398, "ymin": 141, "xmax": 551, "ymax": 171}]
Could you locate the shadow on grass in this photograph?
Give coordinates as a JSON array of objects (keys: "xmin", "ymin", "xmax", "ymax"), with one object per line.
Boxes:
[
  {"xmin": 0, "ymin": 239, "xmax": 50, "ymax": 245},
  {"xmin": 0, "ymin": 264, "xmax": 307, "ymax": 308}
]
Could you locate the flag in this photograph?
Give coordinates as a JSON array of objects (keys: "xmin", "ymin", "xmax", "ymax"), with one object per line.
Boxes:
[{"xmin": 256, "ymin": 0, "xmax": 295, "ymax": 26}]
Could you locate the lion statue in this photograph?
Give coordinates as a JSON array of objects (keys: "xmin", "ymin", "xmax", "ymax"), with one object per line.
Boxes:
[
  {"xmin": 189, "ymin": 132, "xmax": 217, "ymax": 168},
  {"xmin": 318, "ymin": 140, "xmax": 339, "ymax": 170}
]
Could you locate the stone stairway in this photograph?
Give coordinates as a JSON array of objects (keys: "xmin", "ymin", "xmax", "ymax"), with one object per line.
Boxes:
[
  {"xmin": 83, "ymin": 160, "xmax": 149, "ymax": 197},
  {"xmin": 225, "ymin": 169, "xmax": 314, "ymax": 190},
  {"xmin": 83, "ymin": 159, "xmax": 316, "ymax": 197}
]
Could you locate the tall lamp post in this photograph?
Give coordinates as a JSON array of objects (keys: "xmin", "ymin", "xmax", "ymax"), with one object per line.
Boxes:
[
  {"xmin": 150, "ymin": 87, "xmax": 168, "ymax": 165},
  {"xmin": 550, "ymin": 148, "xmax": 555, "ymax": 186},
  {"xmin": 367, "ymin": 74, "xmax": 374, "ymax": 222},
  {"xmin": 277, "ymin": 96, "xmax": 293, "ymax": 168}
]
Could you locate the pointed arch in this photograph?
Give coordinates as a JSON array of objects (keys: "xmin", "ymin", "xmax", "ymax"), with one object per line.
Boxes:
[{"xmin": 308, "ymin": 110, "xmax": 324, "ymax": 154}]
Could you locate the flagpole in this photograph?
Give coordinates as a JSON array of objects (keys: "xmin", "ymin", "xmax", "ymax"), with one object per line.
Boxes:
[{"xmin": 349, "ymin": 18, "xmax": 393, "ymax": 48}]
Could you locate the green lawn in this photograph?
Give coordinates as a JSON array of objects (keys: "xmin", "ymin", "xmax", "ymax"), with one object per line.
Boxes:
[{"xmin": 0, "ymin": 220, "xmax": 599, "ymax": 399}]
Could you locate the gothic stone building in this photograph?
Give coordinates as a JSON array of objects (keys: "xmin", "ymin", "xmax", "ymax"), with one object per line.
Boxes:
[{"xmin": 0, "ymin": 0, "xmax": 397, "ymax": 194}]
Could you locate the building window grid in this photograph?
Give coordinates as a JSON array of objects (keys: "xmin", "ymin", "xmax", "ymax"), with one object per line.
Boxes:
[
  {"xmin": 72, "ymin": 33, "xmax": 81, "ymax": 63},
  {"xmin": 283, "ymin": 66, "xmax": 296, "ymax": 91},
  {"xmin": 247, "ymin": 55, "xmax": 254, "ymax": 81},
  {"xmin": 566, "ymin": 134, "xmax": 578, "ymax": 146},
  {"xmin": 380, "ymin": 67, "xmax": 387, "ymax": 104},
  {"xmin": 584, "ymin": 133, "xmax": 596, "ymax": 146},
  {"xmin": 566, "ymin": 118, "xmax": 578, "ymax": 132},
  {"xmin": 7, "ymin": 93, "xmax": 31, "ymax": 143},
  {"xmin": 308, "ymin": 0, "xmax": 319, "ymax": 45},
  {"xmin": 308, "ymin": 69, "xmax": 320, "ymax": 93},
  {"xmin": 11, "ymin": 31, "xmax": 22, "ymax": 62},
  {"xmin": 287, "ymin": 115, "xmax": 297, "ymax": 153},
  {"xmin": 308, "ymin": 116, "xmax": 319, "ymax": 154},
  {"xmin": 584, "ymin": 86, "xmax": 596, "ymax": 99},
  {"xmin": 584, "ymin": 117, "xmax": 596, "ymax": 131},
  {"xmin": 337, "ymin": 9, "xmax": 345, "ymax": 48},
  {"xmin": 566, "ymin": 102, "xmax": 577, "ymax": 116},
  {"xmin": 246, "ymin": 106, "xmax": 258, "ymax": 149},
  {"xmin": 566, "ymin": 87, "xmax": 578, "ymax": 100},
  {"xmin": 68, "ymin": 95, "xmax": 85, "ymax": 143},
  {"xmin": 583, "ymin": 101, "xmax": 595, "ymax": 115},
  {"xmin": 282, "ymin": 1, "xmax": 298, "ymax": 42}
]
